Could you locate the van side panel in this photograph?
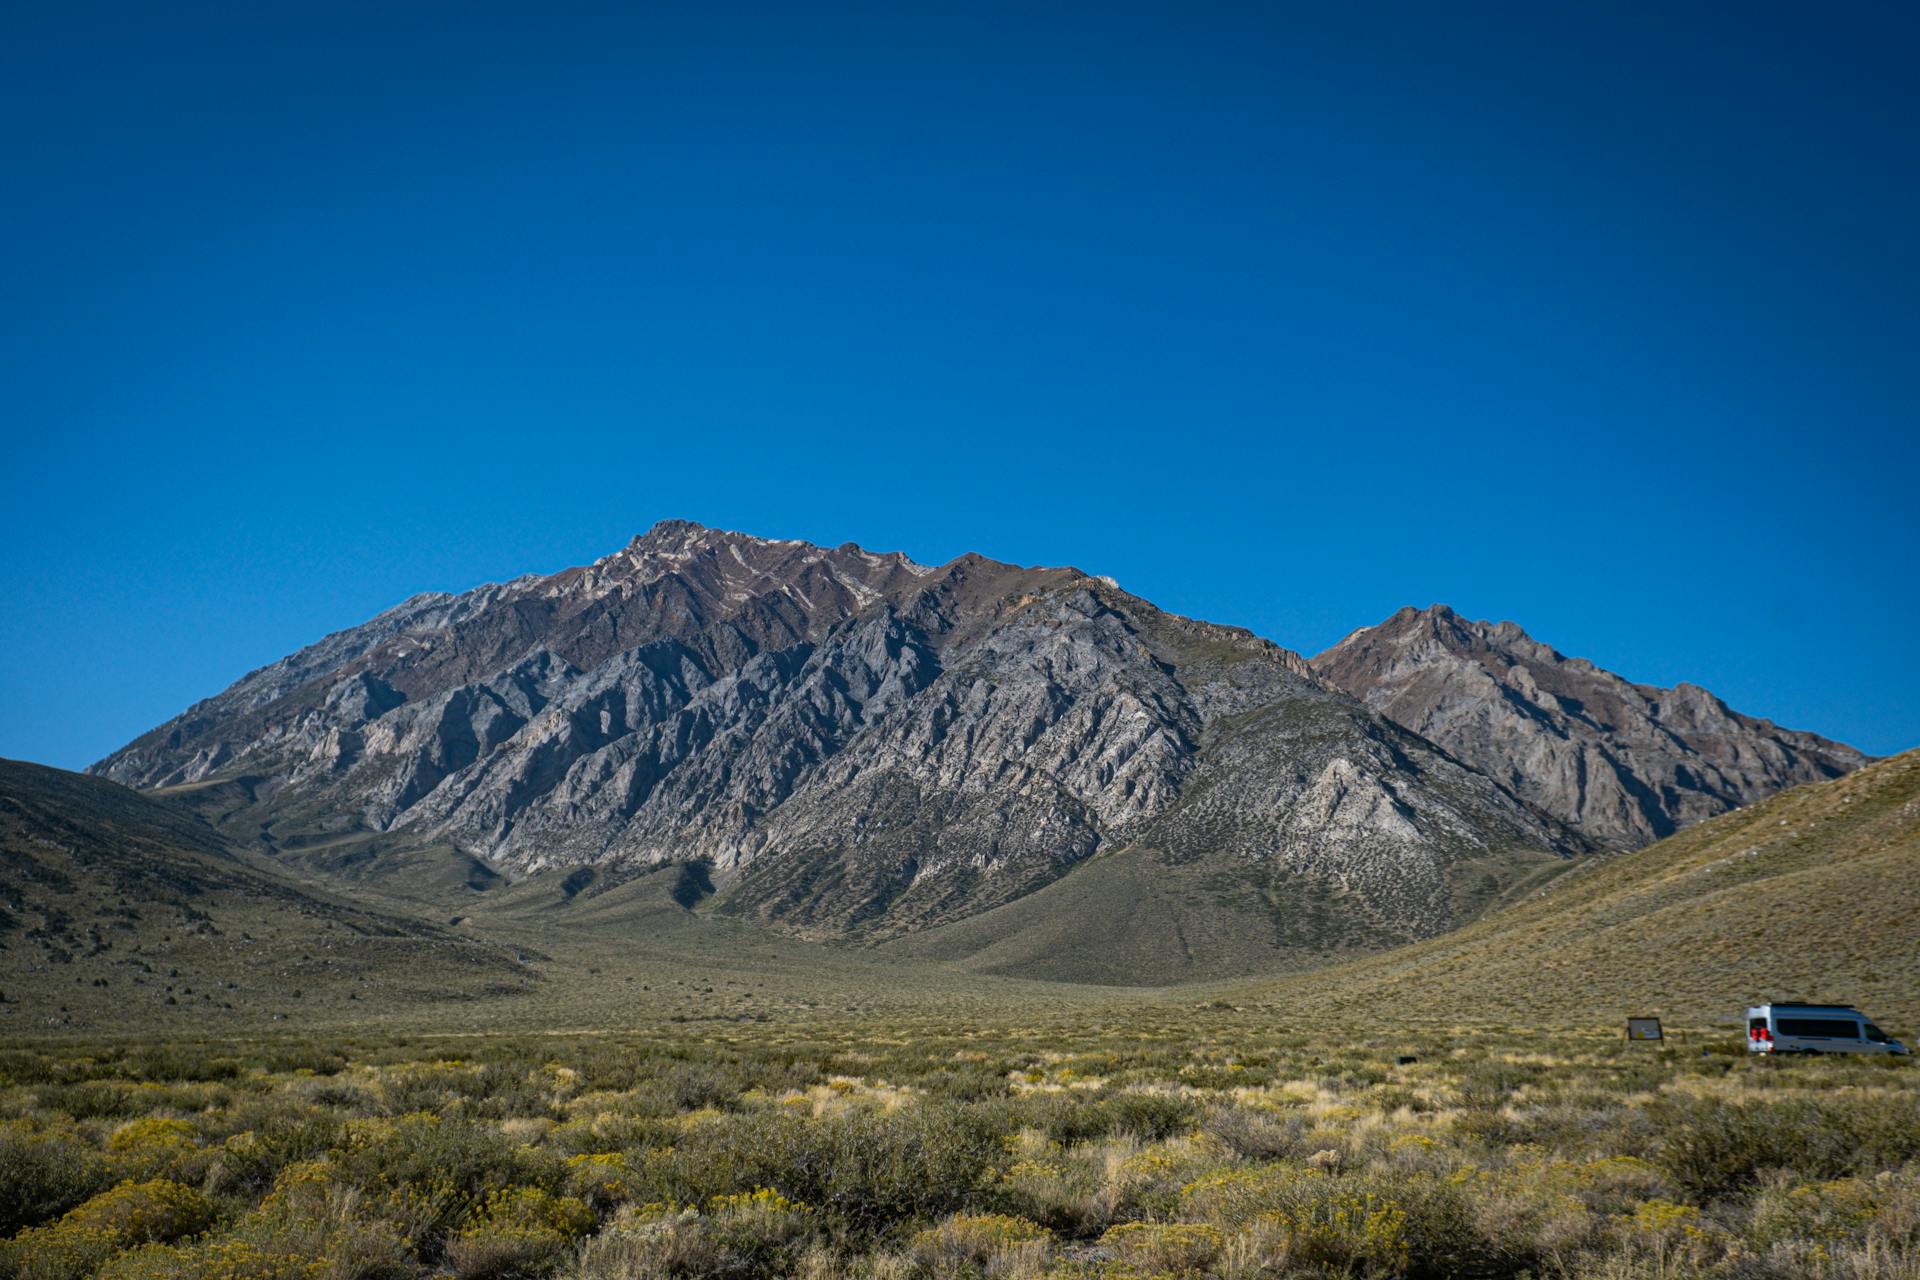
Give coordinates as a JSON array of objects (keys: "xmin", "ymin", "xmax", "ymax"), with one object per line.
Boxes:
[
  {"xmin": 1745, "ymin": 1005, "xmax": 1902, "ymax": 1055},
  {"xmin": 1775, "ymin": 1017, "xmax": 1863, "ymax": 1039}
]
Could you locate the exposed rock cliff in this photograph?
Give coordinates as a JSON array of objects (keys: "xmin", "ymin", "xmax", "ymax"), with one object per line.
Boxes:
[
  {"xmin": 1312, "ymin": 605, "xmax": 1867, "ymax": 849},
  {"xmin": 95, "ymin": 524, "xmax": 1582, "ymax": 942}
]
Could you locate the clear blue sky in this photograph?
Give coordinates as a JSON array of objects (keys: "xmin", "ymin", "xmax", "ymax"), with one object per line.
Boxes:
[{"xmin": 2, "ymin": 2, "xmax": 1915, "ymax": 768}]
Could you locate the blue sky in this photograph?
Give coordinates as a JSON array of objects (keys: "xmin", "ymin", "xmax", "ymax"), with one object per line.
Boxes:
[{"xmin": 2, "ymin": 2, "xmax": 1915, "ymax": 768}]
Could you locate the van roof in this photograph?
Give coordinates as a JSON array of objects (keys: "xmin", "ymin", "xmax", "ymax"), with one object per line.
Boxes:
[{"xmin": 1751, "ymin": 1002, "xmax": 1861, "ymax": 1013}]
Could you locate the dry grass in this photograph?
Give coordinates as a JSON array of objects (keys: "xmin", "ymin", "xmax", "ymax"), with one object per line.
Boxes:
[
  {"xmin": 2, "ymin": 1016, "xmax": 1918, "ymax": 1279},
  {"xmin": 1236, "ymin": 750, "xmax": 1920, "ymax": 1030}
]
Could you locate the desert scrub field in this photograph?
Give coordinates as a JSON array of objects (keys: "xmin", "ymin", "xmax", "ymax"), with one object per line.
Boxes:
[{"xmin": 1, "ymin": 1018, "xmax": 1917, "ymax": 1280}]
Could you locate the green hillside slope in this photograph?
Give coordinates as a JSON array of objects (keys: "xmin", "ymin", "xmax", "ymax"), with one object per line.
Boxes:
[
  {"xmin": 881, "ymin": 837, "xmax": 1580, "ymax": 986},
  {"xmin": 0, "ymin": 759, "xmax": 539, "ymax": 1032},
  {"xmin": 1231, "ymin": 748, "xmax": 1920, "ymax": 1028},
  {"xmin": 0, "ymin": 761, "xmax": 1129, "ymax": 1034}
]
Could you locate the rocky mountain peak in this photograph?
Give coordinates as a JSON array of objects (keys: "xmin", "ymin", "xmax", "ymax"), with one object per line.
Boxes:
[
  {"xmin": 86, "ymin": 525, "xmax": 1590, "ymax": 958},
  {"xmin": 1374, "ymin": 603, "xmax": 1519, "ymax": 643},
  {"xmin": 634, "ymin": 516, "xmax": 709, "ymax": 544},
  {"xmin": 631, "ymin": 519, "xmax": 931, "ymax": 580},
  {"xmin": 1313, "ymin": 607, "xmax": 1867, "ymax": 849},
  {"xmin": 81, "ymin": 524, "xmax": 1870, "ymax": 971},
  {"xmin": 528, "ymin": 520, "xmax": 947, "ymax": 639},
  {"xmin": 1354, "ymin": 606, "xmax": 1582, "ymax": 675}
]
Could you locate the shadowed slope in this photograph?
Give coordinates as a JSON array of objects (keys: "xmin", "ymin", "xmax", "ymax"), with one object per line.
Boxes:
[{"xmin": 0, "ymin": 760, "xmax": 537, "ymax": 1031}]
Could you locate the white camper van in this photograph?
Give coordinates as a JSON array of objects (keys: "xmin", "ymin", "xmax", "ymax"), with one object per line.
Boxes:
[{"xmin": 1746, "ymin": 1003, "xmax": 1909, "ymax": 1056}]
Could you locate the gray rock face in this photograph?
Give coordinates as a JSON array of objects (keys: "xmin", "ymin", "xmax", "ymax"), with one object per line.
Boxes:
[
  {"xmin": 92, "ymin": 523, "xmax": 1585, "ymax": 943},
  {"xmin": 1311, "ymin": 605, "xmax": 1868, "ymax": 849}
]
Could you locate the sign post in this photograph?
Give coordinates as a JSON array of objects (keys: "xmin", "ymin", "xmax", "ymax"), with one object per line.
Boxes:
[{"xmin": 1626, "ymin": 1017, "xmax": 1664, "ymax": 1043}]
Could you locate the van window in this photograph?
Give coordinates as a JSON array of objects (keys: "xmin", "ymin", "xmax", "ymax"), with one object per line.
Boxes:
[
  {"xmin": 1776, "ymin": 1018, "xmax": 1861, "ymax": 1038},
  {"xmin": 1866, "ymin": 1024, "xmax": 1890, "ymax": 1043}
]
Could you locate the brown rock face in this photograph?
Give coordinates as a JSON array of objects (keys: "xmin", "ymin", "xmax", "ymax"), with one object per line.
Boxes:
[{"xmin": 1311, "ymin": 605, "xmax": 1868, "ymax": 849}]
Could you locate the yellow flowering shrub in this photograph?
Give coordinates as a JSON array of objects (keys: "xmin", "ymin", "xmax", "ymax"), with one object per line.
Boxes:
[
  {"xmin": 104, "ymin": 1117, "xmax": 202, "ymax": 1181},
  {"xmin": 107, "ymin": 1117, "xmax": 197, "ymax": 1155},
  {"xmin": 1630, "ymin": 1198, "xmax": 1702, "ymax": 1240},
  {"xmin": 1245, "ymin": 1192, "xmax": 1411, "ymax": 1276},
  {"xmin": 1098, "ymin": 1221, "xmax": 1223, "ymax": 1272},
  {"xmin": 0, "ymin": 1179, "xmax": 219, "ymax": 1280},
  {"xmin": 455, "ymin": 1184, "xmax": 595, "ymax": 1242},
  {"xmin": 707, "ymin": 1186, "xmax": 809, "ymax": 1219},
  {"xmin": 1117, "ymin": 1148, "xmax": 1183, "ymax": 1180},
  {"xmin": 703, "ymin": 1186, "xmax": 815, "ymax": 1253},
  {"xmin": 1006, "ymin": 1158, "xmax": 1065, "ymax": 1181},
  {"xmin": 567, "ymin": 1151, "xmax": 630, "ymax": 1206},
  {"xmin": 444, "ymin": 1185, "xmax": 595, "ymax": 1280},
  {"xmin": 46, "ymin": 1177, "xmax": 216, "ymax": 1242},
  {"xmin": 1748, "ymin": 1177, "xmax": 1881, "ymax": 1247},
  {"xmin": 257, "ymin": 1158, "xmax": 340, "ymax": 1211},
  {"xmin": 912, "ymin": 1211, "xmax": 1053, "ymax": 1271},
  {"xmin": 96, "ymin": 1240, "xmax": 322, "ymax": 1280},
  {"xmin": 1178, "ymin": 1164, "xmax": 1320, "ymax": 1226}
]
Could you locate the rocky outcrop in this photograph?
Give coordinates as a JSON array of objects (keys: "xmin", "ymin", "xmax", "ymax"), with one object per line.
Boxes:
[
  {"xmin": 1311, "ymin": 605, "xmax": 1868, "ymax": 849},
  {"xmin": 92, "ymin": 523, "xmax": 1585, "ymax": 943}
]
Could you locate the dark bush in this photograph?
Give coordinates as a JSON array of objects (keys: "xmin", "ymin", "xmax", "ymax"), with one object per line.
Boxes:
[
  {"xmin": 339, "ymin": 1114, "xmax": 563, "ymax": 1204},
  {"xmin": 1202, "ymin": 1104, "xmax": 1306, "ymax": 1160},
  {"xmin": 0, "ymin": 1050, "xmax": 57, "ymax": 1087},
  {"xmin": 636, "ymin": 1102, "xmax": 1007, "ymax": 1241},
  {"xmin": 464, "ymin": 1062, "xmax": 563, "ymax": 1120},
  {"xmin": 1651, "ymin": 1093, "xmax": 1920, "ymax": 1199},
  {"xmin": 1105, "ymin": 1091, "xmax": 1200, "ymax": 1141},
  {"xmin": 915, "ymin": 1066, "xmax": 1011, "ymax": 1102},
  {"xmin": 261, "ymin": 1044, "xmax": 349, "ymax": 1076},
  {"xmin": 37, "ymin": 1080, "xmax": 141, "ymax": 1120},
  {"xmin": 0, "ymin": 1128, "xmax": 111, "ymax": 1235},
  {"xmin": 209, "ymin": 1110, "xmax": 350, "ymax": 1197},
  {"xmin": 126, "ymin": 1046, "xmax": 243, "ymax": 1083},
  {"xmin": 1456, "ymin": 1061, "xmax": 1543, "ymax": 1111}
]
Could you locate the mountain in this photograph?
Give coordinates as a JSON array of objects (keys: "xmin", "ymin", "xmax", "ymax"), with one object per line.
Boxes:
[
  {"xmin": 1312, "ymin": 605, "xmax": 1867, "ymax": 850},
  {"xmin": 90, "ymin": 521, "xmax": 1585, "ymax": 965},
  {"xmin": 1235, "ymin": 748, "xmax": 1920, "ymax": 1029},
  {"xmin": 0, "ymin": 759, "xmax": 537, "ymax": 1030}
]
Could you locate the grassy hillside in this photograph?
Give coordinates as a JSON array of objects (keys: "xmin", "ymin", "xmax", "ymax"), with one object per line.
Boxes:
[
  {"xmin": 883, "ymin": 841, "xmax": 1581, "ymax": 986},
  {"xmin": 0, "ymin": 760, "xmax": 542, "ymax": 1033},
  {"xmin": 12, "ymin": 749, "xmax": 1918, "ymax": 1039},
  {"xmin": 1, "ymin": 761, "xmax": 1133, "ymax": 1036},
  {"xmin": 881, "ymin": 846, "xmax": 1399, "ymax": 984},
  {"xmin": 1232, "ymin": 748, "xmax": 1920, "ymax": 1030}
]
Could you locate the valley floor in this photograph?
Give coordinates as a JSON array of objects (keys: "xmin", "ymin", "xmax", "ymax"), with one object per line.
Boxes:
[
  {"xmin": 5, "ymin": 754, "xmax": 1918, "ymax": 1276},
  {"xmin": 4, "ymin": 1010, "xmax": 1918, "ymax": 1280}
]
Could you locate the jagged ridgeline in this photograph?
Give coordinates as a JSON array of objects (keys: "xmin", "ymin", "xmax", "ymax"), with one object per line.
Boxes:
[
  {"xmin": 1313, "ymin": 605, "xmax": 1865, "ymax": 849},
  {"xmin": 89, "ymin": 521, "xmax": 1863, "ymax": 978}
]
